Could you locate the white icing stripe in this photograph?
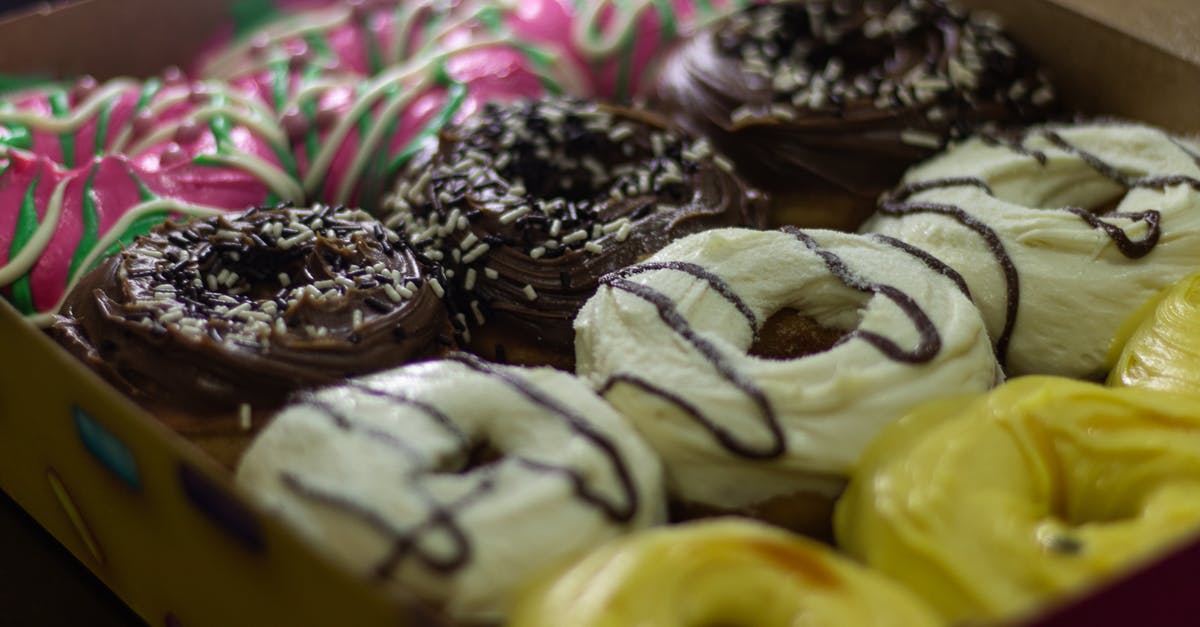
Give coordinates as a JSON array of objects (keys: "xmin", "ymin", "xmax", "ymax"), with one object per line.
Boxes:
[
  {"xmin": 573, "ymin": 0, "xmax": 663, "ymax": 58},
  {"xmin": 300, "ymin": 38, "xmax": 512, "ymax": 194},
  {"xmin": 107, "ymin": 89, "xmax": 191, "ymax": 153},
  {"xmin": 0, "ymin": 79, "xmax": 137, "ymax": 135},
  {"xmin": 124, "ymin": 104, "xmax": 289, "ymax": 155},
  {"xmin": 202, "ymin": 7, "xmax": 351, "ymax": 78},
  {"xmin": 332, "ymin": 87, "xmax": 423, "ymax": 204},
  {"xmin": 0, "ymin": 176, "xmax": 70, "ymax": 286},
  {"xmin": 200, "ymin": 152, "xmax": 305, "ymax": 202},
  {"xmin": 26, "ymin": 198, "xmax": 225, "ymax": 327}
]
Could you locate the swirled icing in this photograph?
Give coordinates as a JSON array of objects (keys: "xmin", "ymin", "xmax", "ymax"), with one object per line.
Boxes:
[
  {"xmin": 861, "ymin": 121, "xmax": 1200, "ymax": 378},
  {"xmin": 0, "ymin": 77, "xmax": 300, "ymax": 319},
  {"xmin": 835, "ymin": 376, "xmax": 1200, "ymax": 623},
  {"xmin": 510, "ymin": 519, "xmax": 941, "ymax": 627},
  {"xmin": 236, "ymin": 355, "xmax": 665, "ymax": 623},
  {"xmin": 574, "ymin": 227, "xmax": 998, "ymax": 513}
]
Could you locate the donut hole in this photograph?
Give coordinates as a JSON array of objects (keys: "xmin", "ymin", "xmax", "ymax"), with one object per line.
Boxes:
[
  {"xmin": 456, "ymin": 100, "xmax": 694, "ymax": 243},
  {"xmin": 988, "ymin": 161, "xmax": 1128, "ymax": 213},
  {"xmin": 748, "ymin": 308, "xmax": 850, "ymax": 360},
  {"xmin": 435, "ymin": 439, "xmax": 504, "ymax": 475}
]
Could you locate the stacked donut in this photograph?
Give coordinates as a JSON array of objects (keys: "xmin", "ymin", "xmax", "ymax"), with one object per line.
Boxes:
[{"xmin": 10, "ymin": 0, "xmax": 1200, "ymax": 626}]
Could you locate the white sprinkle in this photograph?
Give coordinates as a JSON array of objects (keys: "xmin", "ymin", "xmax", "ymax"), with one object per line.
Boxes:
[
  {"xmin": 484, "ymin": 267, "xmax": 499, "ymax": 280},
  {"xmin": 529, "ymin": 246, "xmax": 546, "ymax": 259},
  {"xmin": 499, "ymin": 206, "xmax": 531, "ymax": 225},
  {"xmin": 352, "ymin": 309, "xmax": 363, "ymax": 328},
  {"xmin": 1032, "ymin": 85, "xmax": 1055, "ymax": 106},
  {"xmin": 713, "ymin": 155, "xmax": 735, "ymax": 173},
  {"xmin": 394, "ymin": 282, "xmax": 414, "ymax": 298},
  {"xmin": 523, "ymin": 284, "xmax": 538, "ymax": 301},
  {"xmin": 313, "ymin": 280, "xmax": 335, "ymax": 290},
  {"xmin": 584, "ymin": 242, "xmax": 604, "ymax": 254},
  {"xmin": 770, "ymin": 104, "xmax": 796, "ymax": 120},
  {"xmin": 278, "ymin": 273, "xmax": 291, "ymax": 287},
  {"xmin": 900, "ymin": 129, "xmax": 943, "ymax": 149},
  {"xmin": 159, "ymin": 310, "xmax": 184, "ymax": 324},
  {"xmin": 549, "ymin": 219, "xmax": 562, "ymax": 238},
  {"xmin": 239, "ymin": 404, "xmax": 252, "ymax": 431},
  {"xmin": 459, "ymin": 232, "xmax": 479, "ymax": 250},
  {"xmin": 384, "ymin": 284, "xmax": 403, "ymax": 302},
  {"xmin": 462, "ymin": 243, "xmax": 491, "ymax": 264},
  {"xmin": 608, "ymin": 124, "xmax": 634, "ymax": 142},
  {"xmin": 429, "ymin": 278, "xmax": 445, "ymax": 298},
  {"xmin": 562, "ymin": 229, "xmax": 588, "ymax": 244},
  {"xmin": 470, "ymin": 300, "xmax": 486, "ymax": 325},
  {"xmin": 465, "ymin": 268, "xmax": 477, "ymax": 291},
  {"xmin": 616, "ymin": 222, "xmax": 633, "ymax": 242}
]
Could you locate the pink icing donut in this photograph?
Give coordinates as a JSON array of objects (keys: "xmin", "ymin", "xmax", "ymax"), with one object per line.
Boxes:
[
  {"xmin": 193, "ymin": 0, "xmax": 752, "ymax": 211},
  {"xmin": 0, "ymin": 76, "xmax": 299, "ymax": 319}
]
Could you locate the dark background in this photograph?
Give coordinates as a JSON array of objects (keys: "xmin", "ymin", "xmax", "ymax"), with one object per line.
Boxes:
[{"xmin": 1, "ymin": 1, "xmax": 146, "ymax": 625}]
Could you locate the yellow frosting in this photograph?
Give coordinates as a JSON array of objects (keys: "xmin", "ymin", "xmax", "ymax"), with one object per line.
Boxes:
[
  {"xmin": 835, "ymin": 376, "xmax": 1200, "ymax": 624},
  {"xmin": 1109, "ymin": 272, "xmax": 1200, "ymax": 395},
  {"xmin": 509, "ymin": 519, "xmax": 940, "ymax": 627}
]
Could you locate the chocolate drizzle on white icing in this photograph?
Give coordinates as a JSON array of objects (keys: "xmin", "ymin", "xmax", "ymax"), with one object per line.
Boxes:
[
  {"xmin": 274, "ymin": 354, "xmax": 643, "ymax": 578},
  {"xmin": 596, "ymin": 229, "xmax": 955, "ymax": 459},
  {"xmin": 600, "ymin": 275, "xmax": 785, "ymax": 459},
  {"xmin": 604, "ymin": 261, "xmax": 759, "ymax": 334},
  {"xmin": 877, "ymin": 125, "xmax": 1200, "ymax": 368},
  {"xmin": 782, "ymin": 227, "xmax": 941, "ymax": 364}
]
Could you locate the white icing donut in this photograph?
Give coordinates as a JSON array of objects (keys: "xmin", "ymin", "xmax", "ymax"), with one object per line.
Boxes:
[
  {"xmin": 573, "ymin": 227, "xmax": 998, "ymax": 517},
  {"xmin": 862, "ymin": 121, "xmax": 1200, "ymax": 378},
  {"xmin": 235, "ymin": 354, "xmax": 665, "ymax": 623}
]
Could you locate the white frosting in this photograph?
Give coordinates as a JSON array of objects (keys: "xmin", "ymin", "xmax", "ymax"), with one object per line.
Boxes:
[
  {"xmin": 861, "ymin": 122, "xmax": 1200, "ymax": 378},
  {"xmin": 236, "ymin": 357, "xmax": 665, "ymax": 623},
  {"xmin": 574, "ymin": 228, "xmax": 998, "ymax": 510}
]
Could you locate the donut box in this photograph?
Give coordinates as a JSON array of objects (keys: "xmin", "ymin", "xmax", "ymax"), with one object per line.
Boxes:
[{"xmin": 0, "ymin": 0, "xmax": 1198, "ymax": 626}]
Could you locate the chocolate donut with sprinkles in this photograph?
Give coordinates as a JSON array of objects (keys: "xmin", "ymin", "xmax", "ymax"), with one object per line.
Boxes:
[
  {"xmin": 652, "ymin": 0, "xmax": 1057, "ymax": 230},
  {"xmin": 383, "ymin": 97, "xmax": 767, "ymax": 369},
  {"xmin": 52, "ymin": 203, "xmax": 454, "ymax": 417}
]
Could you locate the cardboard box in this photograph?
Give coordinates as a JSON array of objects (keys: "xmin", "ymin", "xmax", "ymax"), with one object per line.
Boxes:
[{"xmin": 1, "ymin": 1, "xmax": 1198, "ymax": 625}]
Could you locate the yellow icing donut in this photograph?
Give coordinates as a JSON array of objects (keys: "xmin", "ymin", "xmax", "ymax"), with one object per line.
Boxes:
[
  {"xmin": 509, "ymin": 519, "xmax": 940, "ymax": 627},
  {"xmin": 835, "ymin": 376, "xmax": 1200, "ymax": 624},
  {"xmin": 1109, "ymin": 272, "xmax": 1200, "ymax": 394}
]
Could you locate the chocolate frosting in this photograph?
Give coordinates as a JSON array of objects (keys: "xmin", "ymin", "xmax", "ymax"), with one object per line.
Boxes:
[
  {"xmin": 652, "ymin": 0, "xmax": 1057, "ymax": 199},
  {"xmin": 52, "ymin": 204, "xmax": 453, "ymax": 411},
  {"xmin": 385, "ymin": 98, "xmax": 767, "ymax": 357}
]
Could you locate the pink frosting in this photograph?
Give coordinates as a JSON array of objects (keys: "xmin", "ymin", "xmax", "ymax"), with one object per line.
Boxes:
[{"xmin": 0, "ymin": 77, "xmax": 293, "ymax": 315}]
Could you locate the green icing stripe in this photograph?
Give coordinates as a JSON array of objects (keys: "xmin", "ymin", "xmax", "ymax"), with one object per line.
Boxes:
[
  {"xmin": 0, "ymin": 74, "xmax": 53, "ymax": 96},
  {"xmin": 0, "ymin": 102, "xmax": 32, "ymax": 152},
  {"xmin": 653, "ymin": 0, "xmax": 679, "ymax": 39},
  {"xmin": 67, "ymin": 166, "xmax": 101, "ymax": 282},
  {"xmin": 100, "ymin": 210, "xmax": 171, "ymax": 260},
  {"xmin": 94, "ymin": 98, "xmax": 116, "ymax": 156},
  {"xmin": 7, "ymin": 171, "xmax": 42, "ymax": 314},
  {"xmin": 303, "ymin": 32, "xmax": 334, "ymax": 62},
  {"xmin": 360, "ymin": 96, "xmax": 402, "ymax": 214},
  {"xmin": 231, "ymin": 0, "xmax": 281, "ymax": 40},
  {"xmin": 695, "ymin": 0, "xmax": 714, "ymax": 16},
  {"xmin": 270, "ymin": 58, "xmax": 290, "ymax": 111},
  {"xmin": 301, "ymin": 64, "xmax": 323, "ymax": 164},
  {"xmin": 207, "ymin": 92, "xmax": 234, "ymax": 153},
  {"xmin": 49, "ymin": 89, "xmax": 76, "ymax": 168},
  {"xmin": 384, "ymin": 81, "xmax": 466, "ymax": 180},
  {"xmin": 360, "ymin": 13, "xmax": 385, "ymax": 75},
  {"xmin": 134, "ymin": 78, "xmax": 162, "ymax": 112}
]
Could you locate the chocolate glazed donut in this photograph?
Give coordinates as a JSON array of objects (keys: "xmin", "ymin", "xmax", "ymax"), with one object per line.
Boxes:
[
  {"xmin": 652, "ymin": 0, "xmax": 1057, "ymax": 230},
  {"xmin": 53, "ymin": 204, "xmax": 454, "ymax": 414},
  {"xmin": 384, "ymin": 98, "xmax": 767, "ymax": 369}
]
